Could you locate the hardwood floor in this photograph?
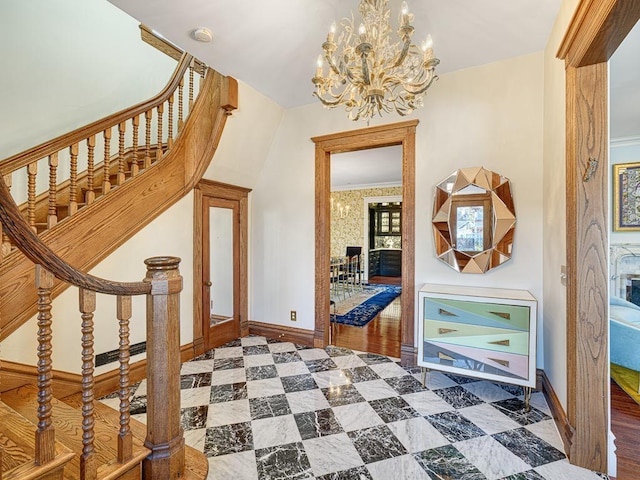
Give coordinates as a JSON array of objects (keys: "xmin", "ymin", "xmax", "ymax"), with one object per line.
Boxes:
[
  {"xmin": 333, "ymin": 296, "xmax": 401, "ymax": 358},
  {"xmin": 611, "ymin": 379, "xmax": 640, "ymax": 480}
]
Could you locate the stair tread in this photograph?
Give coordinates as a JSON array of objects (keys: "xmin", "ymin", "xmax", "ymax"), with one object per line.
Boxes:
[
  {"xmin": 2, "ymin": 385, "xmax": 150, "ymax": 480},
  {"xmin": 0, "ymin": 400, "xmax": 75, "ymax": 479}
]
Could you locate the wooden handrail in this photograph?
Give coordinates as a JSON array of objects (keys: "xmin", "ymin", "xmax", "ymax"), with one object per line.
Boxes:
[
  {"xmin": 0, "ymin": 174, "xmax": 149, "ymax": 296},
  {"xmin": 0, "ymin": 53, "xmax": 195, "ymax": 176}
]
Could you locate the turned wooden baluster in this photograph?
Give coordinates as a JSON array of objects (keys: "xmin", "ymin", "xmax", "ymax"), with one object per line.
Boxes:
[
  {"xmin": 69, "ymin": 143, "xmax": 79, "ymax": 216},
  {"xmin": 143, "ymin": 257, "xmax": 185, "ymax": 479},
  {"xmin": 131, "ymin": 115, "xmax": 140, "ymax": 177},
  {"xmin": 47, "ymin": 153, "xmax": 59, "ymax": 228},
  {"xmin": 167, "ymin": 94, "xmax": 174, "ymax": 148},
  {"xmin": 35, "ymin": 266, "xmax": 56, "ymax": 465},
  {"xmin": 117, "ymin": 295, "xmax": 133, "ymax": 463},
  {"xmin": 199, "ymin": 62, "xmax": 205, "ymax": 86},
  {"xmin": 79, "ymin": 288, "xmax": 97, "ymax": 480},
  {"xmin": 144, "ymin": 109, "xmax": 152, "ymax": 169},
  {"xmin": 188, "ymin": 63, "xmax": 194, "ymax": 110},
  {"xmin": 156, "ymin": 103, "xmax": 164, "ymax": 161},
  {"xmin": 1, "ymin": 174, "xmax": 13, "ymax": 259},
  {"xmin": 103, "ymin": 127, "xmax": 112, "ymax": 195},
  {"xmin": 117, "ymin": 121, "xmax": 126, "ymax": 186},
  {"xmin": 27, "ymin": 162, "xmax": 38, "ymax": 233},
  {"xmin": 86, "ymin": 135, "xmax": 96, "ymax": 205},
  {"xmin": 178, "ymin": 77, "xmax": 184, "ymax": 132}
]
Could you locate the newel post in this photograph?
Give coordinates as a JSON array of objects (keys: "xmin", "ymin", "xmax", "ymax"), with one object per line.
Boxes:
[{"xmin": 142, "ymin": 257, "xmax": 185, "ymax": 479}]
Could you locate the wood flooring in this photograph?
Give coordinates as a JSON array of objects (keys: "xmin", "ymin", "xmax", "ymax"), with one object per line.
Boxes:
[{"xmin": 611, "ymin": 379, "xmax": 640, "ymax": 479}]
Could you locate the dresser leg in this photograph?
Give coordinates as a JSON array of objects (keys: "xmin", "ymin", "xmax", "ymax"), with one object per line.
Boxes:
[
  {"xmin": 524, "ymin": 386, "xmax": 532, "ymax": 412},
  {"xmin": 421, "ymin": 367, "xmax": 428, "ymax": 387}
]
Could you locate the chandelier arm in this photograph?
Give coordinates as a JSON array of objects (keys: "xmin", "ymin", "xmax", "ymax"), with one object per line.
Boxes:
[
  {"xmin": 403, "ymin": 73, "xmax": 439, "ymax": 95},
  {"xmin": 392, "ymin": 34, "xmax": 412, "ymax": 68}
]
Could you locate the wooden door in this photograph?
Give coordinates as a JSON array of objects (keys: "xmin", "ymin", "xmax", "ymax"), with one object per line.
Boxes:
[{"xmin": 202, "ymin": 196, "xmax": 240, "ymax": 350}]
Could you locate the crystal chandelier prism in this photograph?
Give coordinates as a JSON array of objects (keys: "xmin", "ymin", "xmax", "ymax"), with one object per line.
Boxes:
[{"xmin": 312, "ymin": 0, "xmax": 439, "ymax": 121}]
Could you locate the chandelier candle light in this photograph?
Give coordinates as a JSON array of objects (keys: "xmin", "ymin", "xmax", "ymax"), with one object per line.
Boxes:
[{"xmin": 312, "ymin": 0, "xmax": 439, "ymax": 121}]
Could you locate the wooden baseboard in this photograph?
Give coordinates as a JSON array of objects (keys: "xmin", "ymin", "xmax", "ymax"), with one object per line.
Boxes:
[
  {"xmin": 538, "ymin": 369, "xmax": 575, "ymax": 456},
  {"xmin": 248, "ymin": 321, "xmax": 314, "ymax": 347}
]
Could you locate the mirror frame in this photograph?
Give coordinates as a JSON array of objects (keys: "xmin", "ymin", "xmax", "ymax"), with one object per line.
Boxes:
[{"xmin": 432, "ymin": 166, "xmax": 516, "ymax": 273}]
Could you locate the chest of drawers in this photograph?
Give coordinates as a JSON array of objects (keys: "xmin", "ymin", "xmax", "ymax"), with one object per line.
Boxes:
[{"xmin": 418, "ymin": 283, "xmax": 537, "ymax": 388}]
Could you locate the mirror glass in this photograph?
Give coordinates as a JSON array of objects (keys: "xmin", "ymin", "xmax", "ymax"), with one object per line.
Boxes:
[
  {"xmin": 432, "ymin": 167, "xmax": 515, "ymax": 273},
  {"xmin": 209, "ymin": 206, "xmax": 234, "ymax": 325}
]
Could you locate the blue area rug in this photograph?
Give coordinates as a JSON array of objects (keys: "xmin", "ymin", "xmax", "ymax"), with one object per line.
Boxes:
[{"xmin": 333, "ymin": 284, "xmax": 401, "ymax": 327}]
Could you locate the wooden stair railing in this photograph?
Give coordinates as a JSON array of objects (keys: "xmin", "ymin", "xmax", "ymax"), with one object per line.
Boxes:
[
  {"xmin": 0, "ymin": 174, "xmax": 201, "ymax": 479},
  {"xmin": 0, "ymin": 53, "xmax": 238, "ymax": 341}
]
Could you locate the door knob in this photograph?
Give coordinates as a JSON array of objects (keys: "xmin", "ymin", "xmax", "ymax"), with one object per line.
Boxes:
[{"xmin": 205, "ymin": 281, "xmax": 212, "ymax": 287}]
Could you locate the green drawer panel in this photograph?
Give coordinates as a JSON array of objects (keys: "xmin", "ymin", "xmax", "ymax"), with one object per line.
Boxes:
[
  {"xmin": 434, "ymin": 298, "xmax": 530, "ymax": 331},
  {"xmin": 424, "ymin": 320, "xmax": 529, "ymax": 355}
]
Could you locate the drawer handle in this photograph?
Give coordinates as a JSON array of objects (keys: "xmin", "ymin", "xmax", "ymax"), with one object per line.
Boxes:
[
  {"xmin": 489, "ymin": 311, "xmax": 511, "ymax": 320},
  {"xmin": 439, "ymin": 308, "xmax": 458, "ymax": 317},
  {"xmin": 438, "ymin": 351, "xmax": 455, "ymax": 361},
  {"xmin": 489, "ymin": 358, "xmax": 510, "ymax": 368},
  {"xmin": 438, "ymin": 328, "xmax": 458, "ymax": 335},
  {"xmin": 489, "ymin": 339, "xmax": 510, "ymax": 346}
]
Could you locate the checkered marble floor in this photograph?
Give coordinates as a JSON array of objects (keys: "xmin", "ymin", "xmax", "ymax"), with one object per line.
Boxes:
[{"xmin": 100, "ymin": 336, "xmax": 608, "ymax": 480}]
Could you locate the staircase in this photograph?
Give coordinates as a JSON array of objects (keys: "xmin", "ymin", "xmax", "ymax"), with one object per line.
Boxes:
[{"xmin": 0, "ymin": 44, "xmax": 237, "ymax": 479}]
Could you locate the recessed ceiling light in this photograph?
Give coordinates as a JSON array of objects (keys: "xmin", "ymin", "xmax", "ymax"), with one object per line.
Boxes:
[{"xmin": 191, "ymin": 27, "xmax": 213, "ymax": 43}]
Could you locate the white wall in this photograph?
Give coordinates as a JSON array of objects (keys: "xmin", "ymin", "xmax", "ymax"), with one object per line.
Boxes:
[
  {"xmin": 250, "ymin": 52, "xmax": 547, "ymax": 370},
  {"xmin": 0, "ymin": 0, "xmax": 176, "ymax": 160},
  {"xmin": 542, "ymin": 0, "xmax": 579, "ymax": 410}
]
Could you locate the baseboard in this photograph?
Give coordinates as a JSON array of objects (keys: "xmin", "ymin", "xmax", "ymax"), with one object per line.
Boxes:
[
  {"xmin": 538, "ymin": 369, "xmax": 575, "ymax": 456},
  {"xmin": 248, "ymin": 321, "xmax": 314, "ymax": 347}
]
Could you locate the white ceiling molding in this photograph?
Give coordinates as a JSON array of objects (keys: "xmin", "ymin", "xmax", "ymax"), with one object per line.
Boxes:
[
  {"xmin": 610, "ymin": 136, "xmax": 640, "ymax": 148},
  {"xmin": 331, "ymin": 181, "xmax": 403, "ymax": 192}
]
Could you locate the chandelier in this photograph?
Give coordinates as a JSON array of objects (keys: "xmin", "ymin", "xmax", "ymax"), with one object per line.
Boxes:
[{"xmin": 312, "ymin": 0, "xmax": 439, "ymax": 121}]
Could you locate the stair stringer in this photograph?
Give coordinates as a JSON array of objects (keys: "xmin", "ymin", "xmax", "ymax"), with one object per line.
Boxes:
[{"xmin": 0, "ymin": 70, "xmax": 237, "ymax": 341}]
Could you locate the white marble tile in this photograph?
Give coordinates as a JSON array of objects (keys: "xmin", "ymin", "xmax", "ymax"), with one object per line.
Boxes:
[
  {"xmin": 132, "ymin": 413, "xmax": 147, "ymax": 424},
  {"xmin": 99, "ymin": 397, "xmax": 120, "ymax": 411},
  {"xmin": 184, "ymin": 427, "xmax": 206, "ymax": 451},
  {"xmin": 312, "ymin": 369, "xmax": 351, "ymax": 388},
  {"xmin": 412, "ymin": 371, "xmax": 457, "ymax": 390},
  {"xmin": 458, "ymin": 404, "xmax": 521, "ymax": 435},
  {"xmin": 353, "ymin": 379, "xmax": 398, "ymax": 401},
  {"xmin": 211, "ymin": 367, "xmax": 246, "ymax": 386},
  {"xmin": 387, "ymin": 417, "xmax": 449, "ymax": 453},
  {"xmin": 303, "ymin": 432, "xmax": 364, "ymax": 476},
  {"xmin": 461, "ymin": 381, "xmax": 516, "ymax": 403},
  {"xmin": 181, "ymin": 359, "xmax": 214, "ymax": 375},
  {"xmin": 525, "ymin": 419, "xmax": 565, "ymax": 453},
  {"xmin": 251, "ymin": 414, "xmax": 302, "ymax": 449},
  {"xmin": 214, "ymin": 346, "xmax": 244, "ymax": 359},
  {"xmin": 243, "ymin": 353, "xmax": 274, "ymax": 367},
  {"xmin": 298, "ymin": 348, "xmax": 330, "ymax": 361},
  {"xmin": 366, "ymin": 454, "xmax": 431, "ymax": 480},
  {"xmin": 528, "ymin": 391, "xmax": 552, "ymax": 416},
  {"xmin": 534, "ymin": 459, "xmax": 604, "ymax": 480},
  {"xmin": 331, "ymin": 355, "xmax": 368, "ymax": 369},
  {"xmin": 285, "ymin": 389, "xmax": 331, "ymax": 414},
  {"xmin": 401, "ymin": 391, "xmax": 454, "ymax": 416},
  {"xmin": 369, "ymin": 362, "xmax": 408, "ymax": 379},
  {"xmin": 246, "ymin": 377, "xmax": 285, "ymax": 398},
  {"xmin": 207, "ymin": 451, "xmax": 258, "ymax": 480},
  {"xmin": 455, "ymin": 435, "xmax": 531, "ymax": 480},
  {"xmin": 180, "ymin": 386, "xmax": 212, "ymax": 408},
  {"xmin": 332, "ymin": 402, "xmax": 384, "ymax": 432},
  {"xmin": 241, "ymin": 336, "xmax": 267, "ymax": 346},
  {"xmin": 133, "ymin": 379, "xmax": 147, "ymax": 397},
  {"xmin": 207, "ymin": 399, "xmax": 251, "ymax": 427},
  {"xmin": 275, "ymin": 361, "xmax": 310, "ymax": 377},
  {"xmin": 268, "ymin": 342, "xmax": 297, "ymax": 353}
]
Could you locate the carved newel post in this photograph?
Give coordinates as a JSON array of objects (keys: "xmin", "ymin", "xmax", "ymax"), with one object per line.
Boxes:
[{"xmin": 143, "ymin": 257, "xmax": 185, "ymax": 479}]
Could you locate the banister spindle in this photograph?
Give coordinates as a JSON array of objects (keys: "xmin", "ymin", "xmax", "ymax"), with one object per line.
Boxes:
[
  {"xmin": 47, "ymin": 153, "xmax": 58, "ymax": 228},
  {"xmin": 69, "ymin": 143, "xmax": 79, "ymax": 216},
  {"xmin": 86, "ymin": 135, "xmax": 96, "ymax": 205},
  {"xmin": 168, "ymin": 93, "xmax": 174, "ymax": 148},
  {"xmin": 1, "ymin": 174, "xmax": 13, "ymax": 259},
  {"xmin": 178, "ymin": 77, "xmax": 184, "ymax": 132},
  {"xmin": 156, "ymin": 103, "xmax": 164, "ymax": 161},
  {"xmin": 117, "ymin": 295, "xmax": 133, "ymax": 463},
  {"xmin": 27, "ymin": 162, "xmax": 38, "ymax": 233},
  {"xmin": 35, "ymin": 266, "xmax": 55, "ymax": 465},
  {"xmin": 188, "ymin": 63, "xmax": 194, "ymax": 109},
  {"xmin": 131, "ymin": 115, "xmax": 140, "ymax": 177},
  {"xmin": 144, "ymin": 109, "xmax": 152, "ymax": 169},
  {"xmin": 117, "ymin": 121, "xmax": 126, "ymax": 186},
  {"xmin": 79, "ymin": 288, "xmax": 97, "ymax": 480},
  {"xmin": 199, "ymin": 62, "xmax": 205, "ymax": 85},
  {"xmin": 103, "ymin": 127, "xmax": 112, "ymax": 194}
]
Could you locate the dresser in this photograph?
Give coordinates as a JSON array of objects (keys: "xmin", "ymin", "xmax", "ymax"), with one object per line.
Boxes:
[{"xmin": 418, "ymin": 284, "xmax": 537, "ymax": 388}]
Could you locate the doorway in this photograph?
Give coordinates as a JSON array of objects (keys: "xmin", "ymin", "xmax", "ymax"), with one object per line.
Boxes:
[
  {"xmin": 192, "ymin": 180, "xmax": 250, "ymax": 356},
  {"xmin": 312, "ymin": 120, "xmax": 418, "ymax": 366}
]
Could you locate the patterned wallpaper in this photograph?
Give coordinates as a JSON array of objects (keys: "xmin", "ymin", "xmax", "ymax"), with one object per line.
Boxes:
[{"xmin": 330, "ymin": 186, "xmax": 402, "ymax": 257}]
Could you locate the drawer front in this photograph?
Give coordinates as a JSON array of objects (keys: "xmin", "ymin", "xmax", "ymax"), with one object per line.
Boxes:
[
  {"xmin": 424, "ymin": 297, "xmax": 529, "ymax": 332},
  {"xmin": 424, "ymin": 320, "xmax": 529, "ymax": 355}
]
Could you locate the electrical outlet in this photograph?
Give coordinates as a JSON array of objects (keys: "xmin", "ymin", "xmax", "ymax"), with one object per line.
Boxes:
[{"xmin": 290, "ymin": 310, "xmax": 297, "ymax": 321}]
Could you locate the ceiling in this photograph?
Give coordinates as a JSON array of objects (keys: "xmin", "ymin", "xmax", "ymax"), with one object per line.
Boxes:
[
  {"xmin": 610, "ymin": 20, "xmax": 640, "ymax": 141},
  {"xmin": 331, "ymin": 146, "xmax": 402, "ymax": 189}
]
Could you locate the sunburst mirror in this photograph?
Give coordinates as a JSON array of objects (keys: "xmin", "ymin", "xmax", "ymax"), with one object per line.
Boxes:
[{"xmin": 432, "ymin": 167, "xmax": 516, "ymax": 273}]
